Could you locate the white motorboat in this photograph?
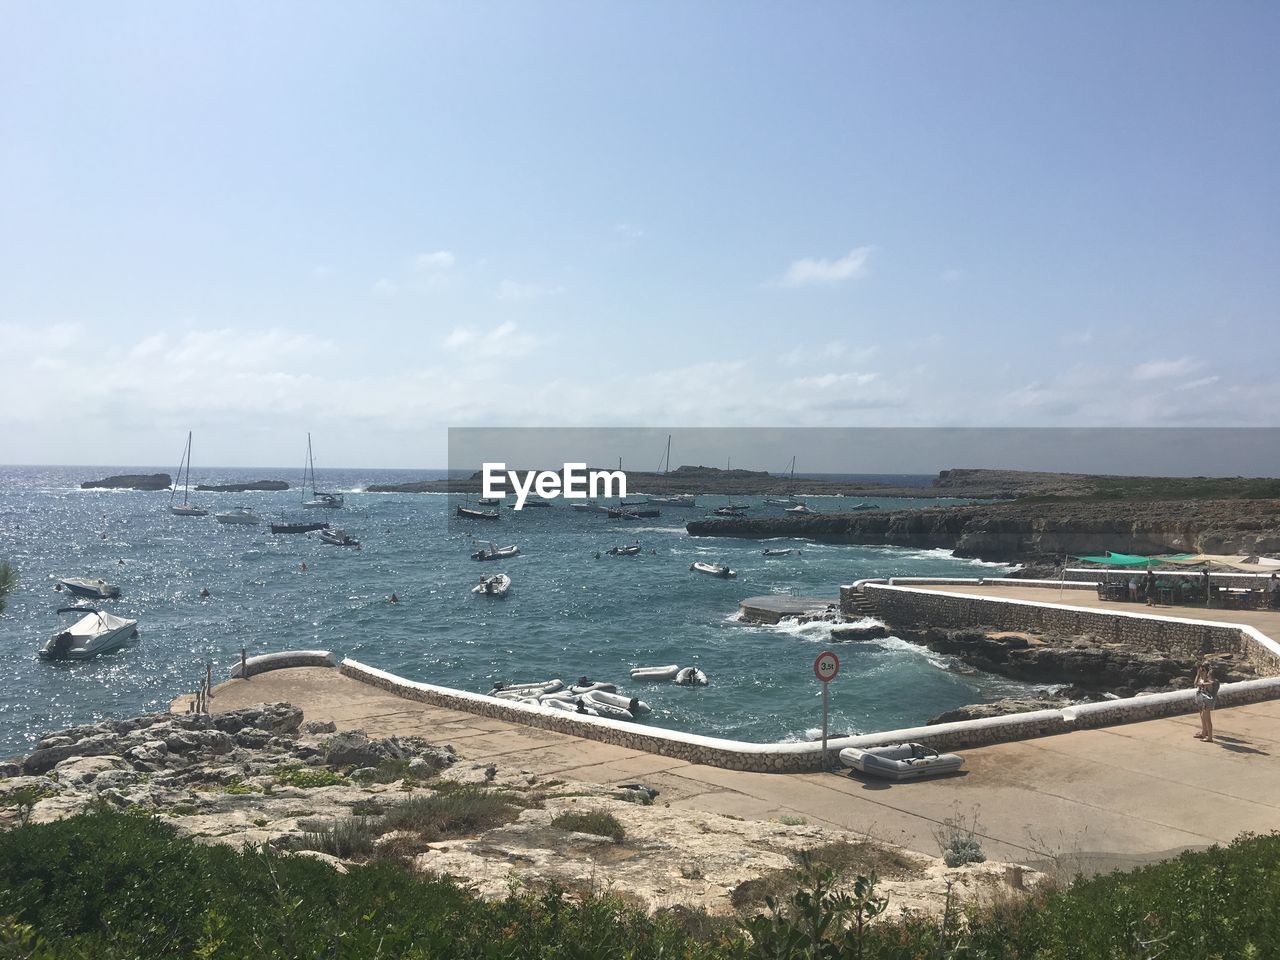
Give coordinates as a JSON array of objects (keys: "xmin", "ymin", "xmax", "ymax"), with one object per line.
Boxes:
[
  {"xmin": 301, "ymin": 434, "xmax": 344, "ymax": 509},
  {"xmin": 648, "ymin": 495, "xmax": 696, "ymax": 507},
  {"xmin": 168, "ymin": 431, "xmax": 208, "ymax": 516},
  {"xmin": 762, "ymin": 548, "xmax": 795, "ymax": 557},
  {"xmin": 675, "ymin": 666, "xmax": 709, "ymax": 686},
  {"xmin": 629, "ymin": 664, "xmax": 679, "ymax": 681},
  {"xmin": 472, "ymin": 541, "xmax": 519, "ymax": 561},
  {"xmin": 839, "ymin": 743, "xmax": 964, "ymax": 781},
  {"xmin": 607, "ymin": 543, "xmax": 641, "ymax": 556},
  {"xmin": 40, "ymin": 607, "xmax": 139, "ymax": 661},
  {"xmin": 214, "ymin": 508, "xmax": 262, "ymax": 525},
  {"xmin": 57, "ymin": 577, "xmax": 121, "ymax": 599},
  {"xmin": 690, "ymin": 561, "xmax": 735, "ymax": 578},
  {"xmin": 785, "ymin": 503, "xmax": 813, "ymax": 514},
  {"xmin": 472, "ymin": 574, "xmax": 511, "ymax": 597},
  {"xmin": 319, "ymin": 527, "xmax": 360, "ymax": 546}
]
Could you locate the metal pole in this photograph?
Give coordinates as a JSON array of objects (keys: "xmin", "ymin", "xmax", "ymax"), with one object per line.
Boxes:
[
  {"xmin": 821, "ymin": 681, "xmax": 829, "ymax": 767},
  {"xmin": 241, "ymin": 646, "xmax": 247, "ymax": 679}
]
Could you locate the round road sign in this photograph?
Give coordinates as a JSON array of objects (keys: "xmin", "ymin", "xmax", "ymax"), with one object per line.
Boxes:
[{"xmin": 814, "ymin": 651, "xmax": 839, "ymax": 682}]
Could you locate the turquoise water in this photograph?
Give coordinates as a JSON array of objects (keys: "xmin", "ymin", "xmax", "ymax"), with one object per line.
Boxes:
[{"xmin": 0, "ymin": 466, "xmax": 1039, "ymax": 756}]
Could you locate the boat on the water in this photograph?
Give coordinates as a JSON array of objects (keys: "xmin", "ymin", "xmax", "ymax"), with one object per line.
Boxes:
[
  {"xmin": 846, "ymin": 503, "xmax": 880, "ymax": 512},
  {"xmin": 457, "ymin": 505, "xmax": 500, "ymax": 520},
  {"xmin": 571, "ymin": 500, "xmax": 599, "ymax": 512},
  {"xmin": 319, "ymin": 528, "xmax": 360, "ymax": 547},
  {"xmin": 489, "ymin": 679, "xmax": 563, "ymax": 698},
  {"xmin": 40, "ymin": 607, "xmax": 139, "ymax": 661},
  {"xmin": 839, "ymin": 743, "xmax": 964, "ymax": 781},
  {"xmin": 214, "ymin": 508, "xmax": 262, "ymax": 525},
  {"xmin": 675, "ymin": 666, "xmax": 709, "ymax": 686},
  {"xmin": 586, "ymin": 690, "xmax": 651, "ymax": 715},
  {"xmin": 471, "ymin": 541, "xmax": 519, "ymax": 561},
  {"xmin": 713, "ymin": 506, "xmax": 746, "ymax": 517},
  {"xmin": 785, "ymin": 503, "xmax": 813, "ymax": 515},
  {"xmin": 629, "ymin": 664, "xmax": 679, "ymax": 681},
  {"xmin": 271, "ymin": 519, "xmax": 330, "ymax": 534},
  {"xmin": 607, "ymin": 543, "xmax": 641, "ymax": 556},
  {"xmin": 472, "ymin": 574, "xmax": 511, "ymax": 597},
  {"xmin": 57, "ymin": 577, "xmax": 121, "ymax": 599},
  {"xmin": 301, "ymin": 434, "xmax": 344, "ymax": 509},
  {"xmin": 607, "ymin": 507, "xmax": 660, "ymax": 519},
  {"xmin": 762, "ymin": 548, "xmax": 795, "ymax": 557},
  {"xmin": 648, "ymin": 494, "xmax": 697, "ymax": 507},
  {"xmin": 168, "ymin": 431, "xmax": 208, "ymax": 516},
  {"xmin": 689, "ymin": 561, "xmax": 735, "ymax": 578}
]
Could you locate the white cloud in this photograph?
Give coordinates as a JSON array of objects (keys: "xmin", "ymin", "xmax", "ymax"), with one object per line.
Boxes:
[
  {"xmin": 442, "ymin": 321, "xmax": 539, "ymax": 358},
  {"xmin": 413, "ymin": 250, "xmax": 455, "ymax": 272},
  {"xmin": 1180, "ymin": 375, "xmax": 1221, "ymax": 391},
  {"xmin": 792, "ymin": 371, "xmax": 879, "ymax": 390},
  {"xmin": 1131, "ymin": 357, "xmax": 1200, "ymax": 381},
  {"xmin": 781, "ymin": 340, "xmax": 878, "ymax": 367},
  {"xmin": 496, "ymin": 280, "xmax": 565, "ymax": 302},
  {"xmin": 782, "ymin": 246, "xmax": 872, "ymax": 286}
]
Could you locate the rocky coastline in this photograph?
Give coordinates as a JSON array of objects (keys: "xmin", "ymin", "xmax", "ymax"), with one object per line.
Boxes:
[
  {"xmin": 0, "ymin": 701, "xmax": 1035, "ymax": 918},
  {"xmin": 687, "ymin": 497, "xmax": 1280, "ymax": 565}
]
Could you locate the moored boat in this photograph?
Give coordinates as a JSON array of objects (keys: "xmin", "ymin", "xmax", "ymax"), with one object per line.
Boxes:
[
  {"xmin": 472, "ymin": 574, "xmax": 511, "ymax": 597},
  {"xmin": 675, "ymin": 666, "xmax": 709, "ymax": 686},
  {"xmin": 271, "ymin": 520, "xmax": 330, "ymax": 534},
  {"xmin": 168, "ymin": 431, "xmax": 208, "ymax": 516},
  {"xmin": 471, "ymin": 541, "xmax": 519, "ymax": 561},
  {"xmin": 57, "ymin": 577, "xmax": 121, "ymax": 600},
  {"xmin": 689, "ymin": 561, "xmax": 735, "ymax": 578},
  {"xmin": 457, "ymin": 505, "xmax": 500, "ymax": 520},
  {"xmin": 838, "ymin": 743, "xmax": 964, "ymax": 781},
  {"xmin": 713, "ymin": 507, "xmax": 746, "ymax": 517},
  {"xmin": 629, "ymin": 664, "xmax": 679, "ymax": 681},
  {"xmin": 319, "ymin": 527, "xmax": 360, "ymax": 546},
  {"xmin": 784, "ymin": 503, "xmax": 813, "ymax": 514},
  {"xmin": 762, "ymin": 548, "xmax": 795, "ymax": 556},
  {"xmin": 214, "ymin": 508, "xmax": 263, "ymax": 525},
  {"xmin": 607, "ymin": 543, "xmax": 641, "ymax": 556},
  {"xmin": 40, "ymin": 608, "xmax": 139, "ymax": 661},
  {"xmin": 300, "ymin": 434, "xmax": 344, "ymax": 509}
]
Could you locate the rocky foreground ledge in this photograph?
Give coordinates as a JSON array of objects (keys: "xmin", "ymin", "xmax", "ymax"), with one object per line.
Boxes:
[{"xmin": 0, "ymin": 703, "xmax": 1036, "ymax": 917}]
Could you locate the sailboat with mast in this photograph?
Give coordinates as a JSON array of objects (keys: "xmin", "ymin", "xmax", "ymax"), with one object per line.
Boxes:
[
  {"xmin": 647, "ymin": 434, "xmax": 696, "ymax": 507},
  {"xmin": 168, "ymin": 431, "xmax": 208, "ymax": 516},
  {"xmin": 765, "ymin": 456, "xmax": 802, "ymax": 506},
  {"xmin": 302, "ymin": 433, "xmax": 344, "ymax": 509}
]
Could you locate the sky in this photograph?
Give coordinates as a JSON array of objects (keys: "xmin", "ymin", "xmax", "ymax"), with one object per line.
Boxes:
[{"xmin": 2, "ymin": 2, "xmax": 1277, "ymax": 470}]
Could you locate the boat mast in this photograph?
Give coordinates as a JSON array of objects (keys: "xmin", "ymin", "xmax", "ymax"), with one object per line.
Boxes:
[
  {"xmin": 182, "ymin": 432, "xmax": 194, "ymax": 505},
  {"xmin": 665, "ymin": 434, "xmax": 672, "ymax": 474}
]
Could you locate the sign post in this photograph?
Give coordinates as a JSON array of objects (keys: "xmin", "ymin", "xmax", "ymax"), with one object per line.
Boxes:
[{"xmin": 813, "ymin": 651, "xmax": 840, "ymax": 769}]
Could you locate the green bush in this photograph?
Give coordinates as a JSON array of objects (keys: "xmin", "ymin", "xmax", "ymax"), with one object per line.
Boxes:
[
  {"xmin": 298, "ymin": 817, "xmax": 377, "ymax": 859},
  {"xmin": 377, "ymin": 785, "xmax": 524, "ymax": 842},
  {"xmin": 275, "ymin": 767, "xmax": 346, "ymax": 789}
]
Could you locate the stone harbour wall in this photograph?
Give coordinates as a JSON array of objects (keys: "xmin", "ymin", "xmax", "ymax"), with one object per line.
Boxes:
[
  {"xmin": 861, "ymin": 582, "xmax": 1280, "ymax": 674},
  {"xmin": 332, "ymin": 655, "xmax": 1280, "ymax": 773}
]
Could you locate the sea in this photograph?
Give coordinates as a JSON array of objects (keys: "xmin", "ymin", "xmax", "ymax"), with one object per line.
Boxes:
[{"xmin": 0, "ymin": 465, "xmax": 1045, "ymax": 757}]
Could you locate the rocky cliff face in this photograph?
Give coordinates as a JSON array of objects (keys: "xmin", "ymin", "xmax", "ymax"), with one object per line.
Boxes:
[{"xmin": 687, "ymin": 499, "xmax": 1280, "ymax": 563}]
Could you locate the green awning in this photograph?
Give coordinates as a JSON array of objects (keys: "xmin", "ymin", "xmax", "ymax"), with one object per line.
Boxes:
[{"xmin": 1074, "ymin": 552, "xmax": 1196, "ymax": 567}]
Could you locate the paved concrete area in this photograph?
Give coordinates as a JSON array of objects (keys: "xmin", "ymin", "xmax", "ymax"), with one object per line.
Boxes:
[
  {"xmin": 194, "ymin": 667, "xmax": 1280, "ymax": 875},
  {"xmin": 739, "ymin": 595, "xmax": 839, "ymax": 624},
  {"xmin": 908, "ymin": 581, "xmax": 1280, "ymax": 642}
]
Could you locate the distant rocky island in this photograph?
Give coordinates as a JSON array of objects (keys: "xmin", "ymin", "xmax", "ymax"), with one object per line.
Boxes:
[
  {"xmin": 194, "ymin": 480, "xmax": 289, "ymax": 492},
  {"xmin": 81, "ymin": 473, "xmax": 172, "ymax": 491},
  {"xmin": 368, "ymin": 465, "xmax": 989, "ymax": 498}
]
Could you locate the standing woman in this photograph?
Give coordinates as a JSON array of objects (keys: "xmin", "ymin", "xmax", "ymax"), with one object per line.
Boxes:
[{"xmin": 1195, "ymin": 664, "xmax": 1219, "ymax": 742}]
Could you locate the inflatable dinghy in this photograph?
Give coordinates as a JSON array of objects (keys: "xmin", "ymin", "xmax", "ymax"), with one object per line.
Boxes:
[
  {"xmin": 674, "ymin": 666, "xmax": 708, "ymax": 686},
  {"xmin": 630, "ymin": 664, "xmax": 679, "ymax": 681},
  {"xmin": 839, "ymin": 743, "xmax": 964, "ymax": 781}
]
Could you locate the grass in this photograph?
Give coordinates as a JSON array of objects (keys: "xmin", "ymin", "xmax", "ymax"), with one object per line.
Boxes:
[
  {"xmin": 300, "ymin": 817, "xmax": 377, "ymax": 859},
  {"xmin": 377, "ymin": 785, "xmax": 525, "ymax": 842},
  {"xmin": 551, "ymin": 810, "xmax": 626, "ymax": 842},
  {"xmin": 276, "ymin": 767, "xmax": 347, "ymax": 789}
]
